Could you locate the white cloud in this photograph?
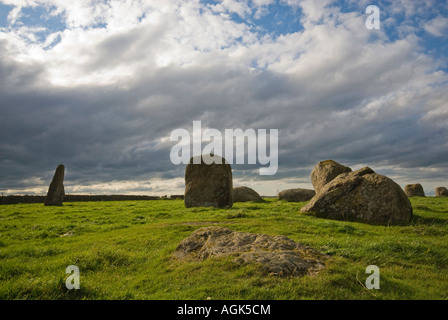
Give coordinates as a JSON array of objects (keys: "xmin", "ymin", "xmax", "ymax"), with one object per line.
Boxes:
[
  {"xmin": 0, "ymin": 0, "xmax": 261, "ymax": 86},
  {"xmin": 299, "ymin": 0, "xmax": 334, "ymax": 25},
  {"xmin": 6, "ymin": 5, "xmax": 23, "ymax": 25},
  {"xmin": 219, "ymin": 0, "xmax": 252, "ymax": 18},
  {"xmin": 423, "ymin": 16, "xmax": 448, "ymax": 37}
]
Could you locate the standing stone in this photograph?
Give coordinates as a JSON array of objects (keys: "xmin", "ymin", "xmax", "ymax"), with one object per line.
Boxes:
[
  {"xmin": 404, "ymin": 184, "xmax": 425, "ymax": 197},
  {"xmin": 44, "ymin": 164, "xmax": 65, "ymax": 206},
  {"xmin": 278, "ymin": 188, "xmax": 315, "ymax": 202},
  {"xmin": 233, "ymin": 186, "xmax": 264, "ymax": 203},
  {"xmin": 301, "ymin": 167, "xmax": 413, "ymax": 225},
  {"xmin": 310, "ymin": 160, "xmax": 352, "ymax": 193},
  {"xmin": 185, "ymin": 154, "xmax": 233, "ymax": 208},
  {"xmin": 435, "ymin": 187, "xmax": 448, "ymax": 197}
]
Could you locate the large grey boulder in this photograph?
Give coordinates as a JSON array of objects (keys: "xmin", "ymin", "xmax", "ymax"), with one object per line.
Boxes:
[
  {"xmin": 301, "ymin": 167, "xmax": 413, "ymax": 225},
  {"xmin": 278, "ymin": 188, "xmax": 315, "ymax": 202},
  {"xmin": 233, "ymin": 186, "xmax": 264, "ymax": 203},
  {"xmin": 44, "ymin": 164, "xmax": 65, "ymax": 206},
  {"xmin": 185, "ymin": 154, "xmax": 233, "ymax": 208},
  {"xmin": 173, "ymin": 226, "xmax": 327, "ymax": 277},
  {"xmin": 435, "ymin": 187, "xmax": 448, "ymax": 197},
  {"xmin": 404, "ymin": 184, "xmax": 425, "ymax": 197},
  {"xmin": 311, "ymin": 160, "xmax": 352, "ymax": 193}
]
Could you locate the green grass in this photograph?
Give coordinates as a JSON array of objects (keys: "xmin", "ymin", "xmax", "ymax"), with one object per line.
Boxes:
[{"xmin": 0, "ymin": 197, "xmax": 447, "ymax": 300}]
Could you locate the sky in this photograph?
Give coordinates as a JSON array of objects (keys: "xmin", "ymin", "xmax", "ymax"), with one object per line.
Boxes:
[{"xmin": 0, "ymin": 0, "xmax": 447, "ymax": 197}]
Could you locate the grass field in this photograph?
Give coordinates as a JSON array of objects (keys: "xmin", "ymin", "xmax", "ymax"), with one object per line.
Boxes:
[{"xmin": 0, "ymin": 197, "xmax": 447, "ymax": 300}]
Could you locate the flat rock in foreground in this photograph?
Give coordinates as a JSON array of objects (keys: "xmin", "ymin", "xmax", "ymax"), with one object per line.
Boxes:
[
  {"xmin": 173, "ymin": 226, "xmax": 327, "ymax": 277},
  {"xmin": 301, "ymin": 167, "xmax": 413, "ymax": 225}
]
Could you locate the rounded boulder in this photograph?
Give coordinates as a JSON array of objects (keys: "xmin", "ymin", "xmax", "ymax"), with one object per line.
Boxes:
[
  {"xmin": 301, "ymin": 167, "xmax": 413, "ymax": 225},
  {"xmin": 278, "ymin": 188, "xmax": 315, "ymax": 202},
  {"xmin": 311, "ymin": 160, "xmax": 352, "ymax": 193},
  {"xmin": 233, "ymin": 186, "xmax": 264, "ymax": 203},
  {"xmin": 404, "ymin": 184, "xmax": 425, "ymax": 197},
  {"xmin": 435, "ymin": 187, "xmax": 448, "ymax": 197}
]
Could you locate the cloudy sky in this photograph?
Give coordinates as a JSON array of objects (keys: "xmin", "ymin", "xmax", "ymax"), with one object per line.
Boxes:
[{"xmin": 1, "ymin": 0, "xmax": 447, "ymax": 197}]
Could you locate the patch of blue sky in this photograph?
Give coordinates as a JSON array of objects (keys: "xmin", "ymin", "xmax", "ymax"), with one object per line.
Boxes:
[
  {"xmin": 0, "ymin": 3, "xmax": 13, "ymax": 27},
  {"xmin": 381, "ymin": 2, "xmax": 448, "ymax": 72},
  {"xmin": 249, "ymin": 3, "xmax": 303, "ymax": 38},
  {"xmin": 329, "ymin": 0, "xmax": 363, "ymax": 14},
  {"xmin": 0, "ymin": 4, "xmax": 66, "ymax": 47},
  {"xmin": 19, "ymin": 6, "xmax": 66, "ymax": 33},
  {"xmin": 200, "ymin": 0, "xmax": 303, "ymax": 39},
  {"xmin": 0, "ymin": 3, "xmax": 108, "ymax": 31},
  {"xmin": 419, "ymin": 33, "xmax": 448, "ymax": 73}
]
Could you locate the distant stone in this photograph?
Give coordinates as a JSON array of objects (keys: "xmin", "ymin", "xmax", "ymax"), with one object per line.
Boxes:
[
  {"xmin": 435, "ymin": 187, "xmax": 448, "ymax": 197},
  {"xmin": 404, "ymin": 184, "xmax": 425, "ymax": 197},
  {"xmin": 278, "ymin": 188, "xmax": 315, "ymax": 202},
  {"xmin": 233, "ymin": 186, "xmax": 264, "ymax": 203},
  {"xmin": 301, "ymin": 167, "xmax": 413, "ymax": 225},
  {"xmin": 311, "ymin": 160, "xmax": 352, "ymax": 193},
  {"xmin": 44, "ymin": 164, "xmax": 65, "ymax": 206},
  {"xmin": 173, "ymin": 226, "xmax": 327, "ymax": 277},
  {"xmin": 185, "ymin": 154, "xmax": 233, "ymax": 208},
  {"xmin": 170, "ymin": 194, "xmax": 184, "ymax": 200}
]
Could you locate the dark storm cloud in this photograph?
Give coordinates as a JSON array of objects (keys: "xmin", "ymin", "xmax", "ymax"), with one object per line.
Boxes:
[{"xmin": 2, "ymin": 54, "xmax": 446, "ymax": 194}]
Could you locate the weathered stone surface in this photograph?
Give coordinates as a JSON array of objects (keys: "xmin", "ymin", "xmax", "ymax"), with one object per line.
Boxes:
[
  {"xmin": 44, "ymin": 164, "xmax": 65, "ymax": 206},
  {"xmin": 185, "ymin": 154, "xmax": 233, "ymax": 208},
  {"xmin": 173, "ymin": 226, "xmax": 327, "ymax": 277},
  {"xmin": 404, "ymin": 184, "xmax": 425, "ymax": 197},
  {"xmin": 278, "ymin": 188, "xmax": 315, "ymax": 202},
  {"xmin": 233, "ymin": 186, "xmax": 264, "ymax": 203},
  {"xmin": 311, "ymin": 160, "xmax": 352, "ymax": 193},
  {"xmin": 435, "ymin": 187, "xmax": 448, "ymax": 197},
  {"xmin": 301, "ymin": 167, "xmax": 413, "ymax": 225}
]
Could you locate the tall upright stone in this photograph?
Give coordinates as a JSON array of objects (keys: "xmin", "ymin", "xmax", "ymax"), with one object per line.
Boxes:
[
  {"xmin": 44, "ymin": 164, "xmax": 65, "ymax": 206},
  {"xmin": 185, "ymin": 154, "xmax": 233, "ymax": 208}
]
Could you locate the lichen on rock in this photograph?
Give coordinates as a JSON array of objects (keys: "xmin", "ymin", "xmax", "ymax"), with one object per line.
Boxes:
[{"xmin": 173, "ymin": 226, "xmax": 328, "ymax": 277}]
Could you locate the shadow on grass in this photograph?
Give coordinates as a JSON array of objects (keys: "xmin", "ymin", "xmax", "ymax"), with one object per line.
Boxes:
[
  {"xmin": 58, "ymin": 283, "xmax": 101, "ymax": 300},
  {"xmin": 414, "ymin": 205, "xmax": 448, "ymax": 214},
  {"xmin": 411, "ymin": 214, "xmax": 448, "ymax": 227}
]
